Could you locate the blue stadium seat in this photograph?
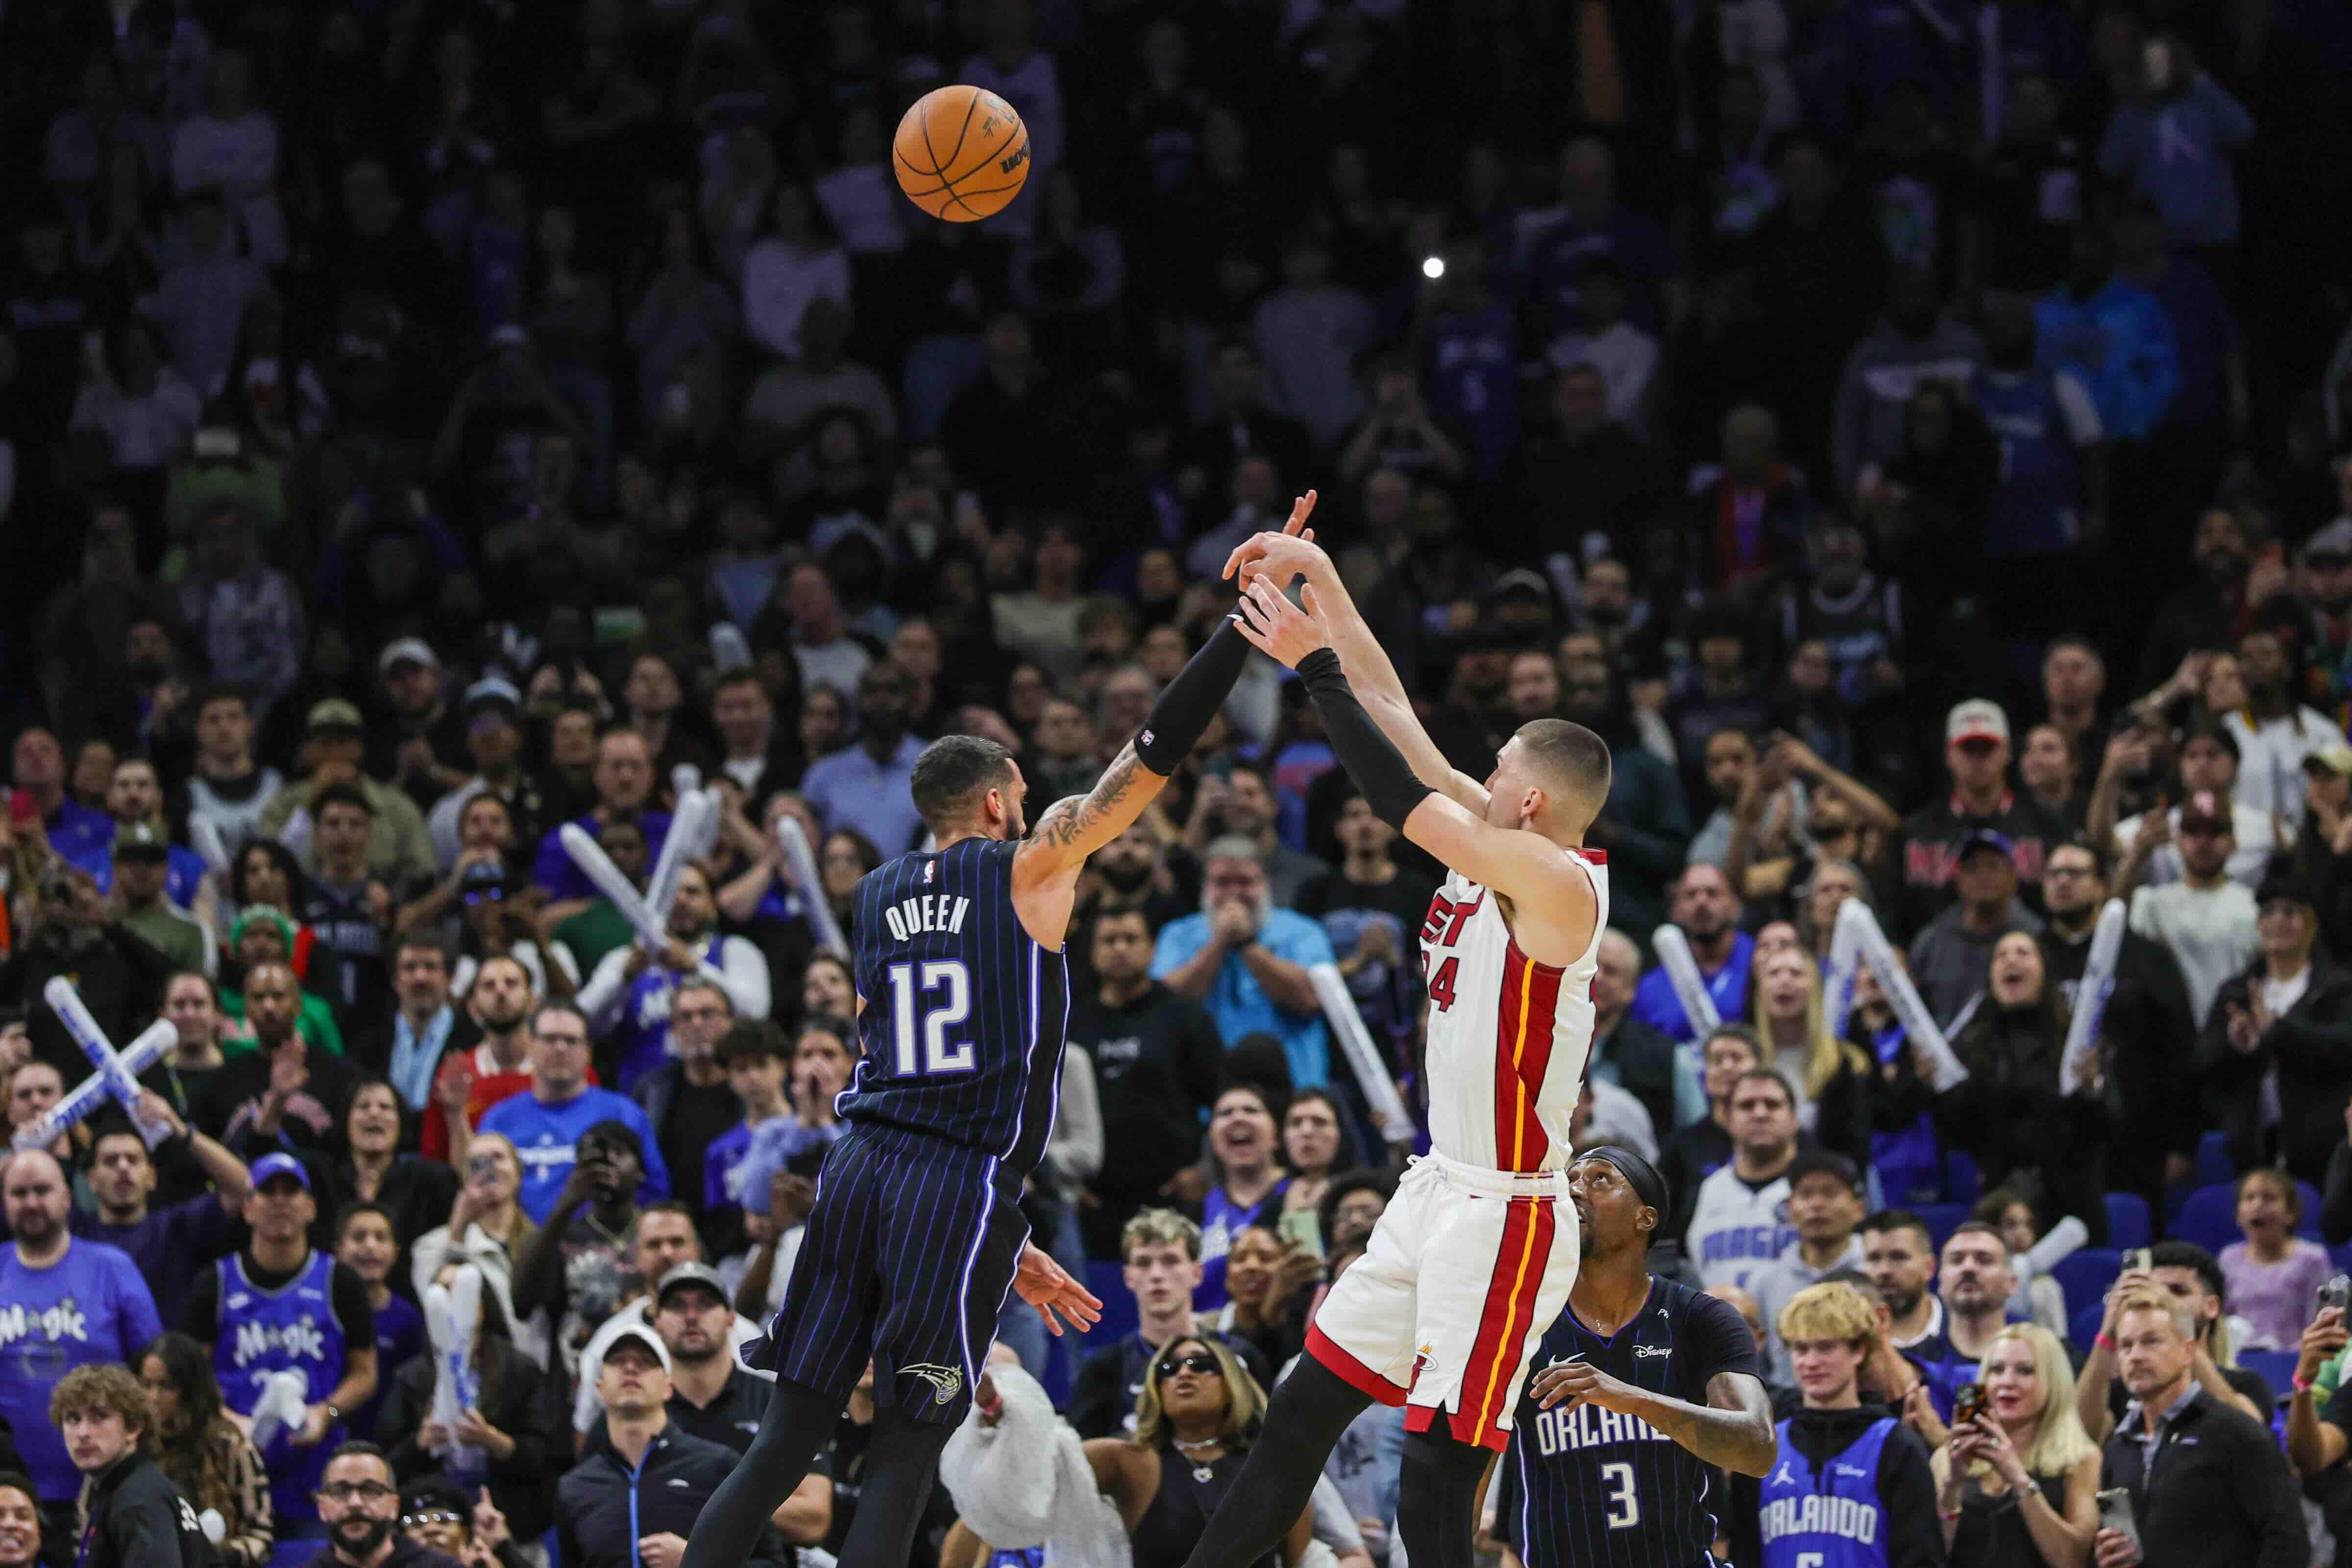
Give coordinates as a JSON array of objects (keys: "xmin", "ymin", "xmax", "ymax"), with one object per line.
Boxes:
[
  {"xmin": 1914, "ymin": 1203, "xmax": 1972, "ymax": 1252},
  {"xmin": 2237, "ymin": 1349, "xmax": 2299, "ymax": 1407},
  {"xmin": 2195, "ymin": 1129, "xmax": 2235, "ymax": 1187},
  {"xmin": 1944, "ymin": 1151, "xmax": 1984, "ymax": 1204},
  {"xmin": 2048, "ymin": 1249, "xmax": 2124, "ymax": 1322},
  {"xmin": 2330, "ymin": 1241, "xmax": 2352, "ymax": 1275},
  {"xmin": 2070, "ymin": 1301, "xmax": 2107, "ymax": 1350},
  {"xmin": 2173, "ymin": 1183, "xmax": 2241, "ymax": 1252},
  {"xmin": 2300, "ymin": 1181, "xmax": 2326, "ymax": 1239},
  {"xmin": 2105, "ymin": 1192, "xmax": 2152, "ymax": 1250},
  {"xmin": 1086, "ymin": 1260, "xmax": 1139, "ymax": 1347}
]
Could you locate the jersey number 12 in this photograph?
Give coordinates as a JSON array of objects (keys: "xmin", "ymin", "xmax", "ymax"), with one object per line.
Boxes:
[{"xmin": 887, "ymin": 960, "xmax": 976, "ymax": 1077}]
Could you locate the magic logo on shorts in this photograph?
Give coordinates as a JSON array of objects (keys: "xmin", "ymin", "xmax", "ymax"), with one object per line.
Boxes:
[{"xmin": 903, "ymin": 1363, "xmax": 963, "ymax": 1405}]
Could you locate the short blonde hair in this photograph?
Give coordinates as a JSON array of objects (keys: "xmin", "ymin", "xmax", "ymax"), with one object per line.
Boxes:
[
  {"xmin": 1121, "ymin": 1208, "xmax": 1202, "ymax": 1262},
  {"xmin": 2111, "ymin": 1288, "xmax": 2196, "ymax": 1343},
  {"xmin": 1777, "ymin": 1280, "xmax": 1877, "ymax": 1348}
]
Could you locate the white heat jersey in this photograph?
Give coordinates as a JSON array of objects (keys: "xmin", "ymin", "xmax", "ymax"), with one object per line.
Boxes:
[{"xmin": 1415, "ymin": 851, "xmax": 1607, "ymax": 1174}]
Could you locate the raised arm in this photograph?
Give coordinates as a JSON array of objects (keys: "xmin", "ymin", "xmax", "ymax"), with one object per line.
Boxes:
[
  {"xmin": 1014, "ymin": 502, "xmax": 1318, "ymax": 932},
  {"xmin": 1231, "ymin": 578, "xmax": 1594, "ymax": 960},
  {"xmin": 1227, "ymin": 505, "xmax": 1490, "ymax": 814}
]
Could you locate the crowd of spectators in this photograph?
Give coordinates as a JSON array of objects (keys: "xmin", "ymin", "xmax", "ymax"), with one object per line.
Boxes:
[{"xmin": 4, "ymin": 0, "xmax": 2352, "ymax": 1565}]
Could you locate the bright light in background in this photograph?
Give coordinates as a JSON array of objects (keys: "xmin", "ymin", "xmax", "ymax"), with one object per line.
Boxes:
[{"xmin": 1421, "ymin": 255, "xmax": 1446, "ymax": 280}]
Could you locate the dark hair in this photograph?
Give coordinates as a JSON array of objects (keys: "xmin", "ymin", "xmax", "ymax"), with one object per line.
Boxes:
[
  {"xmin": 1730, "ymin": 1067, "xmax": 1796, "ymax": 1108},
  {"xmin": 396, "ymin": 932, "xmax": 452, "ymax": 963},
  {"xmin": 229, "ymin": 838, "xmax": 310, "ymax": 907},
  {"xmin": 1857, "ymin": 1209, "xmax": 1933, "ymax": 1249},
  {"xmin": 1281, "ymin": 1088, "xmax": 1357, "ymax": 1173},
  {"xmin": 1700, "ymin": 1022, "xmax": 1763, "ymax": 1056},
  {"xmin": 1941, "ymin": 1219, "xmax": 2009, "ymax": 1255},
  {"xmin": 332, "ymin": 1199, "xmax": 394, "ymax": 1248},
  {"xmin": 1317, "ymin": 1168, "xmax": 1396, "ymax": 1252},
  {"xmin": 2177, "ymin": 719, "xmax": 2240, "ymax": 765},
  {"xmin": 2148, "ymin": 1241, "xmax": 2228, "ymax": 1305},
  {"xmin": 716, "ymin": 1019, "xmax": 792, "ymax": 1066},
  {"xmin": 1972, "ymin": 1188, "xmax": 2041, "ymax": 1232},
  {"xmin": 324, "ymin": 1440, "xmax": 391, "ymax": 1471},
  {"xmin": 910, "ymin": 735, "xmax": 1017, "ymax": 831},
  {"xmin": 2235, "ymin": 1165, "xmax": 2299, "ymax": 1218},
  {"xmin": 312, "ymin": 781, "xmax": 374, "ymax": 820},
  {"xmin": 637, "ymin": 1198, "xmax": 699, "ymax": 1234},
  {"xmin": 193, "ymin": 685, "xmax": 249, "ymax": 717}
]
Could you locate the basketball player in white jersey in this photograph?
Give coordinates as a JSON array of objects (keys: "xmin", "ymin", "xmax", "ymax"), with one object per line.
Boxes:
[{"xmin": 1174, "ymin": 503, "xmax": 1613, "ymax": 1568}]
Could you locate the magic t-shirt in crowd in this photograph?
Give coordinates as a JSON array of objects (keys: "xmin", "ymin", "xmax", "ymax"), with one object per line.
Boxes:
[
  {"xmin": 476, "ymin": 1086, "xmax": 670, "ymax": 1223},
  {"xmin": 0, "ymin": 1238, "xmax": 164, "ymax": 1500}
]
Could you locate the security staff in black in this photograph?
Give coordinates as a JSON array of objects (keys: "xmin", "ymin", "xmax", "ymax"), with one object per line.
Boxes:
[
  {"xmin": 681, "ymin": 514, "xmax": 1296, "ymax": 1568},
  {"xmin": 1500, "ymin": 1149, "xmax": 1777, "ymax": 1567},
  {"xmin": 78, "ymin": 1446, "xmax": 217, "ymax": 1568}
]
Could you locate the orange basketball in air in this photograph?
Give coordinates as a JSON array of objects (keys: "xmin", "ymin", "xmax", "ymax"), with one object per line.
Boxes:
[{"xmin": 893, "ymin": 84, "xmax": 1030, "ymax": 222}]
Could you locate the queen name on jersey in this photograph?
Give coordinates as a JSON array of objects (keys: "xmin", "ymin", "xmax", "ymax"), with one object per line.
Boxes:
[
  {"xmin": 1502, "ymin": 1276, "xmax": 1759, "ymax": 1567},
  {"xmin": 842, "ymin": 837, "xmax": 1070, "ymax": 1175}
]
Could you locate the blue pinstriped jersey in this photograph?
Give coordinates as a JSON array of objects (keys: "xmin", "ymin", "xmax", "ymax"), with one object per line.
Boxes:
[
  {"xmin": 1506, "ymin": 1277, "xmax": 1757, "ymax": 1568},
  {"xmin": 839, "ymin": 836, "xmax": 1070, "ymax": 1175}
]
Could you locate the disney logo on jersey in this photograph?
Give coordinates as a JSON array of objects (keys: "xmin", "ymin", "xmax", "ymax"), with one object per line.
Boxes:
[
  {"xmin": 1633, "ymin": 1344, "xmax": 1672, "ymax": 1359},
  {"xmin": 902, "ymin": 1363, "xmax": 963, "ymax": 1406},
  {"xmin": 232, "ymin": 1317, "xmax": 327, "ymax": 1367},
  {"xmin": 0, "ymin": 1299, "xmax": 88, "ymax": 1349}
]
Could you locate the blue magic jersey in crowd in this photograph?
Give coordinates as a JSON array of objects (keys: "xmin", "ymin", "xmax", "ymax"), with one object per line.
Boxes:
[
  {"xmin": 215, "ymin": 1251, "xmax": 348, "ymax": 1523},
  {"xmin": 1503, "ymin": 1276, "xmax": 1758, "ymax": 1568},
  {"xmin": 1760, "ymin": 1416, "xmax": 1898, "ymax": 1568},
  {"xmin": 840, "ymin": 836, "xmax": 1070, "ymax": 1176}
]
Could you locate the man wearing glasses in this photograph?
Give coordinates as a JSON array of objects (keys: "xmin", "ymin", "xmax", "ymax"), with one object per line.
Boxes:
[
  {"xmin": 1892, "ymin": 698, "xmax": 2070, "ymax": 939},
  {"xmin": 313, "ymin": 1445, "xmax": 466, "ymax": 1568},
  {"xmin": 2039, "ymin": 838, "xmax": 2199, "ymax": 1201}
]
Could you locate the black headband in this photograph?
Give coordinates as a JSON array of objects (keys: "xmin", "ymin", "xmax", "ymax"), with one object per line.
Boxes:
[{"xmin": 1581, "ymin": 1146, "xmax": 1670, "ymax": 1221}]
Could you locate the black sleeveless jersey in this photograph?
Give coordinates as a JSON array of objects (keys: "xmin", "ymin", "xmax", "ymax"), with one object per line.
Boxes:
[
  {"xmin": 1500, "ymin": 1276, "xmax": 1762, "ymax": 1568},
  {"xmin": 838, "ymin": 836, "xmax": 1070, "ymax": 1175}
]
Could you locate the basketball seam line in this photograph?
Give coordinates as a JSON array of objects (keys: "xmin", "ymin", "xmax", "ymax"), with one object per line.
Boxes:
[{"xmin": 939, "ymin": 91, "xmax": 985, "ymax": 185}]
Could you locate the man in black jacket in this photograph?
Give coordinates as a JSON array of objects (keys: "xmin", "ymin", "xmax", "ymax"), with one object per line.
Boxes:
[
  {"xmin": 50, "ymin": 1363, "xmax": 214, "ymax": 1568},
  {"xmin": 2097, "ymin": 1290, "xmax": 2305, "ymax": 1568},
  {"xmin": 1064, "ymin": 907, "xmax": 1226, "ymax": 1257},
  {"xmin": 560, "ymin": 1324, "xmax": 786, "ymax": 1568},
  {"xmin": 1762, "ymin": 1279, "xmax": 1944, "ymax": 1568},
  {"xmin": 2197, "ymin": 866, "xmax": 2352, "ymax": 1182},
  {"xmin": 2040, "ymin": 839, "xmax": 2198, "ymax": 1201}
]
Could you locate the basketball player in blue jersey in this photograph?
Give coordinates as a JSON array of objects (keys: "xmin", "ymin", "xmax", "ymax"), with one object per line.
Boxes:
[
  {"xmin": 1499, "ymin": 1149, "xmax": 1776, "ymax": 1568},
  {"xmin": 681, "ymin": 510, "xmax": 1318, "ymax": 1568}
]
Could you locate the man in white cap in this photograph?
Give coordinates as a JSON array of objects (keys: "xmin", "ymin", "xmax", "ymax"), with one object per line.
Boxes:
[
  {"xmin": 373, "ymin": 637, "xmax": 469, "ymax": 808},
  {"xmin": 1890, "ymin": 697, "xmax": 2069, "ymax": 939}
]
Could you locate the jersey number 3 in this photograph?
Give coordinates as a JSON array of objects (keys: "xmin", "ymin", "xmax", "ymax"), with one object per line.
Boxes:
[
  {"xmin": 1420, "ymin": 890, "xmax": 1483, "ymax": 1013},
  {"xmin": 886, "ymin": 959, "xmax": 975, "ymax": 1077},
  {"xmin": 1599, "ymin": 1462, "xmax": 1639, "ymax": 1530}
]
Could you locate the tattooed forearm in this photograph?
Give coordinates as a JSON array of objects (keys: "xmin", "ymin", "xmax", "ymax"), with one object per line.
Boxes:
[
  {"xmin": 1638, "ymin": 1374, "xmax": 1778, "ymax": 1477},
  {"xmin": 1039, "ymin": 744, "xmax": 1144, "ymax": 849}
]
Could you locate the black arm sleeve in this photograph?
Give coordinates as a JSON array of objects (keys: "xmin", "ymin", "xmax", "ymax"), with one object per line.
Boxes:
[
  {"xmin": 1295, "ymin": 649, "xmax": 1432, "ymax": 831},
  {"xmin": 182, "ymin": 1263, "xmax": 222, "ymax": 1342},
  {"xmin": 1133, "ymin": 619, "xmax": 1253, "ymax": 775},
  {"xmin": 328, "ymin": 1263, "xmax": 375, "ymax": 1350}
]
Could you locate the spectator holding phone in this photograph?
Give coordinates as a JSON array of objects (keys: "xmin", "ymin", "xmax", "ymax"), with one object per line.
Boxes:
[
  {"xmin": 2093, "ymin": 1289, "xmax": 2304, "ymax": 1568},
  {"xmin": 1932, "ymin": 1323, "xmax": 2101, "ymax": 1568}
]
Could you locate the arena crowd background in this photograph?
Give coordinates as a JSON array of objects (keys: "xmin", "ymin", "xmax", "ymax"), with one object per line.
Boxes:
[{"xmin": 5, "ymin": 0, "xmax": 2352, "ymax": 1566}]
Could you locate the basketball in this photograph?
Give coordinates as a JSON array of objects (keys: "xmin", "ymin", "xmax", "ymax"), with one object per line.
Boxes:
[{"xmin": 893, "ymin": 84, "xmax": 1030, "ymax": 222}]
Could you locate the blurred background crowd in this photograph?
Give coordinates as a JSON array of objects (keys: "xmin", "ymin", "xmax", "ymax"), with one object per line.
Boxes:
[{"xmin": 5, "ymin": 0, "xmax": 2352, "ymax": 1565}]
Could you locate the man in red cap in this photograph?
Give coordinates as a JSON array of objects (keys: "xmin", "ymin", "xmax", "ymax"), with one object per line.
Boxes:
[{"xmin": 1892, "ymin": 697, "xmax": 2069, "ymax": 939}]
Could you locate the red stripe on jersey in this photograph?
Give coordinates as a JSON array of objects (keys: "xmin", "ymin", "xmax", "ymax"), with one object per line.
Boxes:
[
  {"xmin": 1446, "ymin": 1195, "xmax": 1557, "ymax": 1450},
  {"xmin": 1493, "ymin": 943, "xmax": 1567, "ymax": 1173},
  {"xmin": 1306, "ymin": 1324, "xmax": 1409, "ymax": 1407}
]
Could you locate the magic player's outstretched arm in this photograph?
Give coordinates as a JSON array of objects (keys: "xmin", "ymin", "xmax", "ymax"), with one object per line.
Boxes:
[
  {"xmin": 1011, "ymin": 497, "xmax": 1319, "ymax": 934},
  {"xmin": 1231, "ymin": 578, "xmax": 1597, "ymax": 964},
  {"xmin": 1225, "ymin": 506, "xmax": 1491, "ymax": 815}
]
